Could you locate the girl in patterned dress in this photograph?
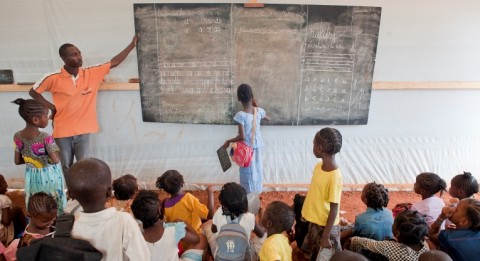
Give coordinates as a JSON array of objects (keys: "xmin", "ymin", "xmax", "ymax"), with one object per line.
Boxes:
[
  {"xmin": 12, "ymin": 98, "xmax": 66, "ymax": 215},
  {"xmin": 223, "ymin": 84, "xmax": 270, "ymax": 194}
]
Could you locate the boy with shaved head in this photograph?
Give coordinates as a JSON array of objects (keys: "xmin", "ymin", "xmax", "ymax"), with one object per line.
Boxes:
[{"xmin": 65, "ymin": 158, "xmax": 149, "ymax": 261}]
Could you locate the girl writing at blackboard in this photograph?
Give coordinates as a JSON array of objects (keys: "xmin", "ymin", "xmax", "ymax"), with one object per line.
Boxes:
[{"xmin": 223, "ymin": 84, "xmax": 270, "ymax": 194}]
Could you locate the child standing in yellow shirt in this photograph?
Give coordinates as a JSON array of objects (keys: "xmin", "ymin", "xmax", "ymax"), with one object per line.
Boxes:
[{"xmin": 301, "ymin": 127, "xmax": 343, "ymax": 261}]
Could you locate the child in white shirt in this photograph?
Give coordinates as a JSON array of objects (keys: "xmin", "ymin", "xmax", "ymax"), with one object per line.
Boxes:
[
  {"xmin": 65, "ymin": 158, "xmax": 150, "ymax": 261},
  {"xmin": 131, "ymin": 190, "xmax": 205, "ymax": 261},
  {"xmin": 205, "ymin": 182, "xmax": 265, "ymax": 257}
]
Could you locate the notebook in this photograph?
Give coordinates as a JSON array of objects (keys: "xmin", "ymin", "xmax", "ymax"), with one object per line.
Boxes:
[{"xmin": 217, "ymin": 146, "xmax": 232, "ymax": 172}]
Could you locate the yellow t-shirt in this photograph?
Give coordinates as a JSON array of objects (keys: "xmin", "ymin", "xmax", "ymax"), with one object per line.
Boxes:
[
  {"xmin": 33, "ymin": 63, "xmax": 111, "ymax": 138},
  {"xmin": 259, "ymin": 233, "xmax": 292, "ymax": 261},
  {"xmin": 163, "ymin": 192, "xmax": 208, "ymax": 233},
  {"xmin": 301, "ymin": 162, "xmax": 343, "ymax": 226}
]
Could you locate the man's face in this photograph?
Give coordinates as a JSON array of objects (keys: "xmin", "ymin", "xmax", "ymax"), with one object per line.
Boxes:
[{"xmin": 62, "ymin": 46, "xmax": 83, "ymax": 68}]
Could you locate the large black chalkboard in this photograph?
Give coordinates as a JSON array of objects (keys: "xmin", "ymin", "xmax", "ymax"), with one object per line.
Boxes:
[{"xmin": 134, "ymin": 4, "xmax": 381, "ymax": 125}]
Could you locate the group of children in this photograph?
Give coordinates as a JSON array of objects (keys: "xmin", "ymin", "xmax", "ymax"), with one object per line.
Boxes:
[
  {"xmin": 4, "ymin": 84, "xmax": 480, "ymax": 261},
  {"xmin": 327, "ymin": 171, "xmax": 478, "ymax": 261}
]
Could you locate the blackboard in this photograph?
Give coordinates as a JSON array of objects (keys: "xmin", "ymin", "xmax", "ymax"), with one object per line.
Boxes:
[{"xmin": 134, "ymin": 4, "xmax": 381, "ymax": 125}]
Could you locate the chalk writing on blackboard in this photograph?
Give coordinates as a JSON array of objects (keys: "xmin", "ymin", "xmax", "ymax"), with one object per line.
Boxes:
[{"xmin": 134, "ymin": 4, "xmax": 381, "ymax": 125}]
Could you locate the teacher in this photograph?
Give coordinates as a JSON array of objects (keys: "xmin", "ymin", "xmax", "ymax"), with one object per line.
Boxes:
[{"xmin": 29, "ymin": 36, "xmax": 137, "ymax": 174}]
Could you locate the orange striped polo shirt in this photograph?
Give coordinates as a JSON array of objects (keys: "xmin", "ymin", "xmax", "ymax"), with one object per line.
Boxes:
[{"xmin": 33, "ymin": 63, "xmax": 110, "ymax": 138}]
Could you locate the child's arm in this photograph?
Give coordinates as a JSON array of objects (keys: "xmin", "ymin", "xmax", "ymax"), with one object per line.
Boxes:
[
  {"xmin": 223, "ymin": 124, "xmax": 245, "ymax": 148},
  {"xmin": 321, "ymin": 202, "xmax": 339, "ymax": 249},
  {"xmin": 253, "ymin": 219, "xmax": 265, "ymax": 238},
  {"xmin": 206, "ymin": 185, "xmax": 215, "ymax": 219},
  {"xmin": 181, "ymin": 221, "xmax": 200, "ymax": 245},
  {"xmin": 428, "ymin": 206, "xmax": 452, "ymax": 242},
  {"xmin": 14, "ymin": 151, "xmax": 24, "ymax": 165},
  {"xmin": 49, "ymin": 151, "xmax": 60, "ymax": 164}
]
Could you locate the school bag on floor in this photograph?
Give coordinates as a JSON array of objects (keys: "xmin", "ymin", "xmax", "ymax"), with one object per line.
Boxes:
[
  {"xmin": 16, "ymin": 213, "xmax": 103, "ymax": 261},
  {"xmin": 215, "ymin": 214, "xmax": 253, "ymax": 261}
]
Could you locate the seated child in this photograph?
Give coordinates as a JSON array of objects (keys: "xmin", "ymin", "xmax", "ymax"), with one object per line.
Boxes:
[
  {"xmin": 428, "ymin": 198, "xmax": 480, "ymax": 261},
  {"xmin": 445, "ymin": 171, "xmax": 478, "ymax": 229},
  {"xmin": 156, "ymin": 170, "xmax": 214, "ymax": 233},
  {"xmin": 347, "ymin": 210, "xmax": 429, "ymax": 260},
  {"xmin": 259, "ymin": 201, "xmax": 295, "ymax": 261},
  {"xmin": 291, "ymin": 193, "xmax": 309, "ymax": 250},
  {"xmin": 0, "ymin": 174, "xmax": 13, "ymax": 246},
  {"xmin": 205, "ymin": 182, "xmax": 265, "ymax": 256},
  {"xmin": 2, "ymin": 192, "xmax": 57, "ymax": 261},
  {"xmin": 66, "ymin": 158, "xmax": 150, "ymax": 261},
  {"xmin": 0, "ymin": 174, "xmax": 27, "ymax": 245},
  {"xmin": 131, "ymin": 190, "xmax": 206, "ymax": 261},
  {"xmin": 342, "ymin": 182, "xmax": 393, "ymax": 243},
  {"xmin": 448, "ymin": 171, "xmax": 478, "ymax": 200},
  {"xmin": 412, "ymin": 172, "xmax": 447, "ymax": 227},
  {"xmin": 105, "ymin": 174, "xmax": 138, "ymax": 214}
]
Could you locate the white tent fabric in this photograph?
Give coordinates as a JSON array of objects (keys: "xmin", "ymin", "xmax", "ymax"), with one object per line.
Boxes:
[{"xmin": 1, "ymin": 0, "xmax": 480, "ymax": 189}]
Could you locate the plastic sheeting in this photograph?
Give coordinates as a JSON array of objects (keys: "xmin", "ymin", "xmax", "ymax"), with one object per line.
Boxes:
[
  {"xmin": 2, "ymin": 89, "xmax": 480, "ymax": 189},
  {"xmin": 1, "ymin": 1, "xmax": 480, "ymax": 189}
]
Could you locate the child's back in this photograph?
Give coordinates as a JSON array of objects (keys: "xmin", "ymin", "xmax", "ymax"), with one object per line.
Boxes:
[
  {"xmin": 206, "ymin": 182, "xmax": 265, "ymax": 257},
  {"xmin": 354, "ymin": 183, "xmax": 393, "ymax": 240},
  {"xmin": 349, "ymin": 210, "xmax": 429, "ymax": 261},
  {"xmin": 132, "ymin": 190, "xmax": 205, "ymax": 261},
  {"xmin": 66, "ymin": 158, "xmax": 149, "ymax": 261},
  {"xmin": 162, "ymin": 192, "xmax": 207, "ymax": 232},
  {"xmin": 156, "ymin": 170, "xmax": 214, "ymax": 233},
  {"xmin": 12, "ymin": 98, "xmax": 67, "ymax": 215},
  {"xmin": 105, "ymin": 174, "xmax": 138, "ymax": 214},
  {"xmin": 412, "ymin": 172, "xmax": 447, "ymax": 226}
]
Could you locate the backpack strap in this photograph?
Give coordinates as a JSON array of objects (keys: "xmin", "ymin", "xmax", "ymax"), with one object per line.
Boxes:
[
  {"xmin": 53, "ymin": 213, "xmax": 75, "ymax": 238},
  {"xmin": 250, "ymin": 108, "xmax": 257, "ymax": 147},
  {"xmin": 226, "ymin": 214, "xmax": 243, "ymax": 225}
]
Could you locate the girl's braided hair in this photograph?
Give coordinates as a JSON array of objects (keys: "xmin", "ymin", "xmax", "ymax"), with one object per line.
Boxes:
[
  {"xmin": 131, "ymin": 190, "xmax": 160, "ymax": 229},
  {"xmin": 394, "ymin": 210, "xmax": 428, "ymax": 245},
  {"xmin": 315, "ymin": 127, "xmax": 342, "ymax": 155},
  {"xmin": 11, "ymin": 98, "xmax": 47, "ymax": 123}
]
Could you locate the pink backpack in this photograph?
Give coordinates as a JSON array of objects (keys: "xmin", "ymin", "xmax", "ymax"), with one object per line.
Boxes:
[
  {"xmin": 230, "ymin": 108, "xmax": 257, "ymax": 168},
  {"xmin": 230, "ymin": 141, "xmax": 253, "ymax": 167}
]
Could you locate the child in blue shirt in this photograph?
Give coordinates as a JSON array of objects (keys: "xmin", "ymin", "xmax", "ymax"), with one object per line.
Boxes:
[{"xmin": 428, "ymin": 198, "xmax": 480, "ymax": 261}]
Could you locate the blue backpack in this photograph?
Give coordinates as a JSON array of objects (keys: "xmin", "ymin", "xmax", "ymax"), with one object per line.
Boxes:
[{"xmin": 215, "ymin": 214, "xmax": 253, "ymax": 261}]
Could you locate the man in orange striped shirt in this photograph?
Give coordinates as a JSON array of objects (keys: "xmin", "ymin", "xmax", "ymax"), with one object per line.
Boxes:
[{"xmin": 29, "ymin": 36, "xmax": 137, "ymax": 174}]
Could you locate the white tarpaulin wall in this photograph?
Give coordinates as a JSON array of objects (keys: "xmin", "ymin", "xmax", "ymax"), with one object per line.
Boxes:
[{"xmin": 1, "ymin": 0, "xmax": 480, "ymax": 189}]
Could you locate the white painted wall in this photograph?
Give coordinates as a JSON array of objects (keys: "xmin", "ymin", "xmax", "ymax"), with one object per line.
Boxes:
[{"xmin": 1, "ymin": 0, "xmax": 479, "ymax": 188}]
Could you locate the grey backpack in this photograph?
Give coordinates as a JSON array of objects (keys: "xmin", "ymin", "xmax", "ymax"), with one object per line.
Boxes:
[{"xmin": 215, "ymin": 215, "xmax": 253, "ymax": 261}]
